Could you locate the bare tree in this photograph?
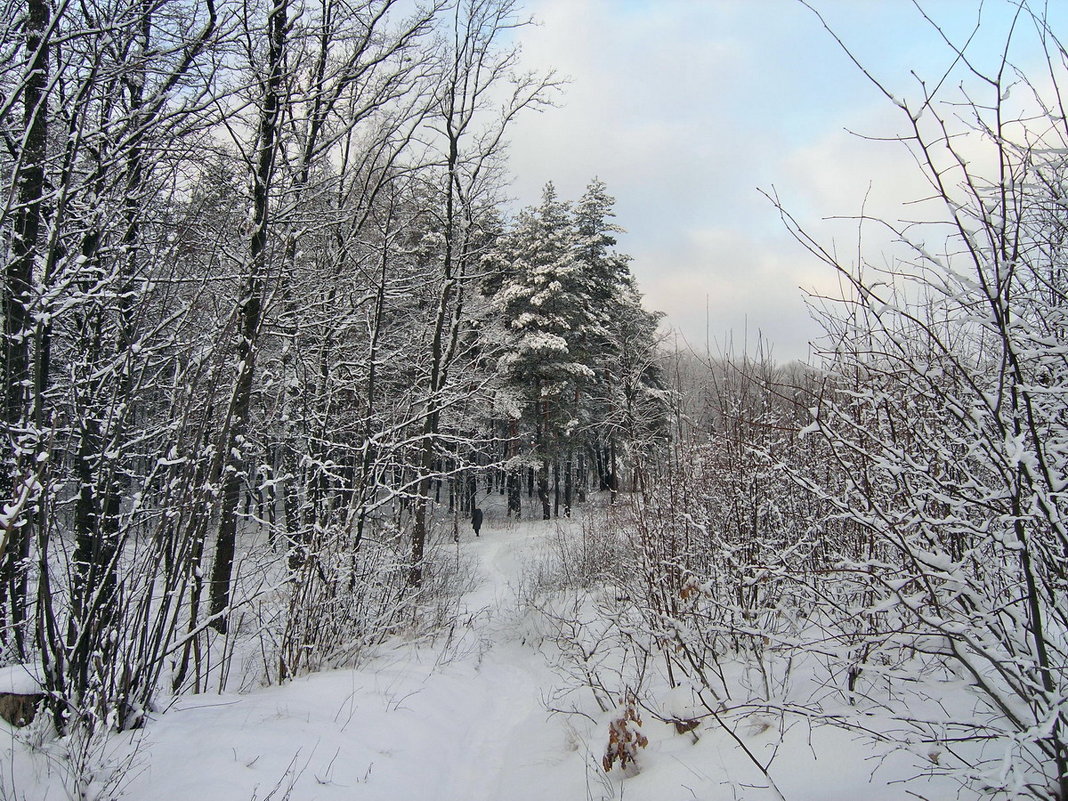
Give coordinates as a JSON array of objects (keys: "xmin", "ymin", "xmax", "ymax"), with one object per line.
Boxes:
[
  {"xmin": 408, "ymin": 0, "xmax": 558, "ymax": 584},
  {"xmin": 204, "ymin": 0, "xmax": 441, "ymax": 631},
  {"xmin": 768, "ymin": 3, "xmax": 1068, "ymax": 795}
]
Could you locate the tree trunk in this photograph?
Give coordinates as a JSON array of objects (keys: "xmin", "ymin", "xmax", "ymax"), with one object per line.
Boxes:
[
  {"xmin": 208, "ymin": 0, "xmax": 288, "ymax": 632},
  {"xmin": 1, "ymin": 0, "xmax": 50, "ymax": 657},
  {"xmin": 553, "ymin": 459, "xmax": 560, "ymax": 518},
  {"xmin": 564, "ymin": 450, "xmax": 573, "ymax": 516},
  {"xmin": 539, "ymin": 460, "xmax": 550, "ymax": 520},
  {"xmin": 609, "ymin": 437, "xmax": 618, "ymax": 503},
  {"xmin": 507, "ymin": 467, "xmax": 520, "ymax": 518}
]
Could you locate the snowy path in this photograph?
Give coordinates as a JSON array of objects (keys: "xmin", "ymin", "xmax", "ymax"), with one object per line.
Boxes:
[{"xmin": 120, "ymin": 516, "xmax": 595, "ymax": 801}]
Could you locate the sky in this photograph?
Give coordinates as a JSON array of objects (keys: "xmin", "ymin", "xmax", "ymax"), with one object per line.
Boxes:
[{"xmin": 503, "ymin": 0, "xmax": 1064, "ymax": 363}]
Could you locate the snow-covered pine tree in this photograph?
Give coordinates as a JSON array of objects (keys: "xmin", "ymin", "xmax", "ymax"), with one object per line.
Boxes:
[
  {"xmin": 599, "ymin": 281, "xmax": 667, "ymax": 493},
  {"xmin": 495, "ymin": 183, "xmax": 598, "ymax": 519},
  {"xmin": 572, "ymin": 179, "xmax": 666, "ymax": 498}
]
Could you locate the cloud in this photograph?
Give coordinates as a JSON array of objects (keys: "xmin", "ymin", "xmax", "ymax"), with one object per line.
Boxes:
[
  {"xmin": 506, "ymin": 0, "xmax": 752, "ymax": 196},
  {"xmin": 503, "ymin": 0, "xmax": 1065, "ymax": 364},
  {"xmin": 632, "ymin": 225, "xmax": 835, "ymax": 362},
  {"xmin": 503, "ymin": 0, "xmax": 868, "ymax": 362}
]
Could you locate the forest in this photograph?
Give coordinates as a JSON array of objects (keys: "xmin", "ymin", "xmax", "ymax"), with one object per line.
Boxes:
[{"xmin": 2, "ymin": 0, "xmax": 1067, "ymax": 799}]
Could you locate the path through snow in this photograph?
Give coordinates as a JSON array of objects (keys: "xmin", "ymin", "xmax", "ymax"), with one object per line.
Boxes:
[{"xmin": 120, "ymin": 515, "xmax": 596, "ymax": 801}]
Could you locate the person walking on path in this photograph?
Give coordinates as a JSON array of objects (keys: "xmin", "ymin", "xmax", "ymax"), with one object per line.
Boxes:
[{"xmin": 471, "ymin": 507, "xmax": 483, "ymax": 537}]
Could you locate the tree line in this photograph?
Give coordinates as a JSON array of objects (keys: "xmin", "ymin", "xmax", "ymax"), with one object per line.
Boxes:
[{"xmin": 0, "ymin": 0, "xmax": 664, "ymax": 734}]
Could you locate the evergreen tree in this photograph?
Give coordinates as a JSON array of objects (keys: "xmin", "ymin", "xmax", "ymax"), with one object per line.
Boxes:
[
  {"xmin": 572, "ymin": 179, "xmax": 667, "ymax": 495},
  {"xmin": 492, "ymin": 179, "xmax": 666, "ymax": 513},
  {"xmin": 494, "ymin": 183, "xmax": 597, "ymax": 517}
]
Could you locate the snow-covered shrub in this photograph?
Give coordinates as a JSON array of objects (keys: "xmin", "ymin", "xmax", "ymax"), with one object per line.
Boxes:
[
  {"xmin": 1, "ymin": 713, "xmax": 146, "ymax": 801},
  {"xmin": 592, "ymin": 354, "xmax": 833, "ymax": 712},
  {"xmin": 269, "ymin": 516, "xmax": 477, "ymax": 683},
  {"xmin": 272, "ymin": 522, "xmax": 411, "ymax": 682},
  {"xmin": 769, "ymin": 7, "xmax": 1068, "ymax": 795},
  {"xmin": 525, "ymin": 508, "xmax": 626, "ymax": 596}
]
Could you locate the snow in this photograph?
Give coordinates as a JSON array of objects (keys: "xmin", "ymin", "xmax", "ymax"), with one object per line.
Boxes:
[
  {"xmin": 0, "ymin": 663, "xmax": 42, "ymax": 695},
  {"xmin": 114, "ymin": 522, "xmax": 582, "ymax": 801},
  {"xmin": 2, "ymin": 508, "xmax": 977, "ymax": 800}
]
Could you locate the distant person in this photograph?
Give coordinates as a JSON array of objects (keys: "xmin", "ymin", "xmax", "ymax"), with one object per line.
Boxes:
[{"xmin": 471, "ymin": 507, "xmax": 483, "ymax": 537}]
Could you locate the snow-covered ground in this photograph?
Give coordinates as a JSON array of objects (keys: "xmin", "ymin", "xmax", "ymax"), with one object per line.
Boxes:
[
  {"xmin": 3, "ymin": 508, "xmax": 972, "ymax": 800},
  {"xmin": 118, "ymin": 518, "xmax": 589, "ymax": 801}
]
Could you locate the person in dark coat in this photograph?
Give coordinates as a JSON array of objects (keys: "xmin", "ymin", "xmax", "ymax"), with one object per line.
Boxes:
[{"xmin": 471, "ymin": 507, "xmax": 483, "ymax": 537}]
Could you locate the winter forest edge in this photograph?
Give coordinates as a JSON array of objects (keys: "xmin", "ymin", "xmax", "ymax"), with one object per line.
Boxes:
[{"xmin": 3, "ymin": 0, "xmax": 1068, "ymax": 799}]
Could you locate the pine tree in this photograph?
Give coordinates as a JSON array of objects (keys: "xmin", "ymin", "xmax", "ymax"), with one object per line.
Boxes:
[
  {"xmin": 572, "ymin": 179, "xmax": 666, "ymax": 496},
  {"xmin": 494, "ymin": 183, "xmax": 597, "ymax": 517},
  {"xmin": 490, "ymin": 179, "xmax": 666, "ymax": 514}
]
